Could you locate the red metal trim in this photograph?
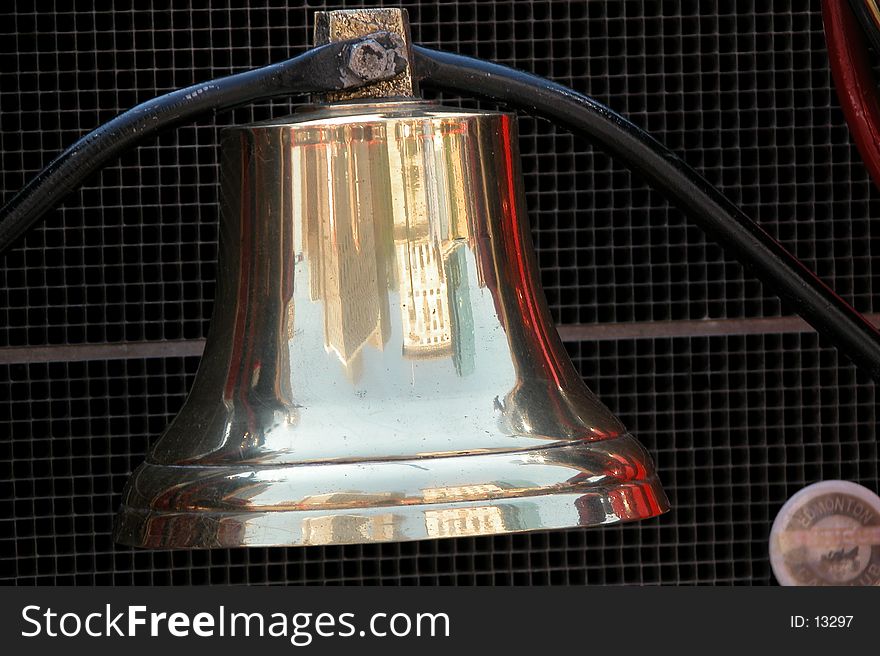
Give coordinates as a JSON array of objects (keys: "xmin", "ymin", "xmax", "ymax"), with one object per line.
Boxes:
[{"xmin": 823, "ymin": 0, "xmax": 880, "ymax": 191}]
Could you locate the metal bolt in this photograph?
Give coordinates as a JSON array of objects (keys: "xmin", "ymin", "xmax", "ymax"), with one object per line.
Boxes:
[{"xmin": 347, "ymin": 36, "xmax": 402, "ymax": 82}]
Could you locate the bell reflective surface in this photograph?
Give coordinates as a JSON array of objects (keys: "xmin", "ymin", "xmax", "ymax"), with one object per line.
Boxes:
[{"xmin": 114, "ymin": 101, "xmax": 668, "ymax": 548}]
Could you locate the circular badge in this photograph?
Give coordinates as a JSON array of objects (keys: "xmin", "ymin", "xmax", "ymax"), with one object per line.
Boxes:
[{"xmin": 770, "ymin": 480, "xmax": 880, "ymax": 586}]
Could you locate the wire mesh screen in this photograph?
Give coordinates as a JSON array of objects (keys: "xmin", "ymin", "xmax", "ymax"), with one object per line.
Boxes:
[{"xmin": 2, "ymin": 0, "xmax": 879, "ymax": 584}]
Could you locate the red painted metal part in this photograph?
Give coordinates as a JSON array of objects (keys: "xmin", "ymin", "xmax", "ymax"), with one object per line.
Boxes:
[{"xmin": 823, "ymin": 0, "xmax": 880, "ymax": 191}]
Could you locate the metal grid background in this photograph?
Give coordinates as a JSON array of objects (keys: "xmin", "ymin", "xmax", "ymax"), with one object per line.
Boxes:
[{"xmin": 1, "ymin": 0, "xmax": 879, "ymax": 584}]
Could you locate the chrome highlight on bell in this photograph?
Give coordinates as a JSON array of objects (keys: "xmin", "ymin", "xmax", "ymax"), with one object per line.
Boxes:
[{"xmin": 21, "ymin": 605, "xmax": 450, "ymax": 646}]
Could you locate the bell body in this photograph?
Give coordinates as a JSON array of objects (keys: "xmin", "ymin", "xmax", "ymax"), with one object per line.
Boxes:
[{"xmin": 114, "ymin": 101, "xmax": 668, "ymax": 548}]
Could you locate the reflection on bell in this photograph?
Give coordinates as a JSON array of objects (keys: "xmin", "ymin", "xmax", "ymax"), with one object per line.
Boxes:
[
  {"xmin": 112, "ymin": 99, "xmax": 669, "ymax": 548},
  {"xmin": 113, "ymin": 10, "xmax": 668, "ymax": 549}
]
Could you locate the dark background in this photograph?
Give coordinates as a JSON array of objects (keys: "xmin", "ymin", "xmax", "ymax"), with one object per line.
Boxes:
[{"xmin": 1, "ymin": 0, "xmax": 878, "ymax": 584}]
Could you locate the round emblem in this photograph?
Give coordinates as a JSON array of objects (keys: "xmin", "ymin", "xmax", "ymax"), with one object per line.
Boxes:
[{"xmin": 770, "ymin": 480, "xmax": 880, "ymax": 586}]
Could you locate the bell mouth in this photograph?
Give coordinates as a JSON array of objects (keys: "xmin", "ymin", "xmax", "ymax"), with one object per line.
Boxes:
[{"xmin": 114, "ymin": 435, "xmax": 668, "ymax": 549}]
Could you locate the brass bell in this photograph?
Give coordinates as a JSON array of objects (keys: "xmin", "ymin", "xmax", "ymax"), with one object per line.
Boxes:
[{"xmin": 113, "ymin": 8, "xmax": 668, "ymax": 548}]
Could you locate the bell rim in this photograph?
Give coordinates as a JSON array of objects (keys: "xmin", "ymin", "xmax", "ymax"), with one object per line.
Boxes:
[
  {"xmin": 113, "ymin": 438, "xmax": 669, "ymax": 549},
  {"xmin": 114, "ymin": 484, "xmax": 669, "ymax": 549}
]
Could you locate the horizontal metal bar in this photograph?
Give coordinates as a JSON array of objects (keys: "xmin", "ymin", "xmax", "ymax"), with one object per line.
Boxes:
[
  {"xmin": 555, "ymin": 315, "xmax": 880, "ymax": 342},
  {"xmin": 1, "ymin": 314, "xmax": 879, "ymax": 365},
  {"xmin": 0, "ymin": 339, "xmax": 206, "ymax": 364}
]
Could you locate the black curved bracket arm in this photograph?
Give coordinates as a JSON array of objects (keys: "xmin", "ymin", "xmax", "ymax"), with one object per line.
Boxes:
[
  {"xmin": 2, "ymin": 41, "xmax": 880, "ymax": 381},
  {"xmin": 411, "ymin": 45, "xmax": 880, "ymax": 381},
  {"xmin": 0, "ymin": 32, "xmax": 406, "ymax": 254}
]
